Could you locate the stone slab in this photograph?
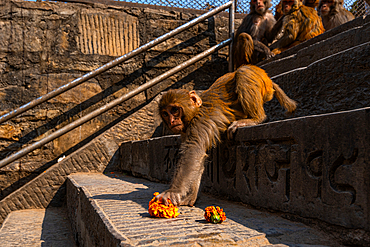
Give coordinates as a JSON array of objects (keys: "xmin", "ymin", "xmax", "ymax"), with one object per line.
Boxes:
[
  {"xmin": 67, "ymin": 172, "xmax": 341, "ymax": 247},
  {"xmin": 0, "ymin": 207, "xmax": 77, "ymax": 247}
]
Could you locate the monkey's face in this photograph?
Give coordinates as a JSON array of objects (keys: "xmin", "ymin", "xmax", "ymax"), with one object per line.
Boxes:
[
  {"xmin": 159, "ymin": 89, "xmax": 202, "ymax": 134},
  {"xmin": 161, "ymin": 104, "xmax": 185, "ymax": 134},
  {"xmin": 282, "ymin": 0, "xmax": 295, "ymax": 14},
  {"xmin": 252, "ymin": 0, "xmax": 267, "ymax": 14},
  {"xmin": 320, "ymin": 0, "xmax": 334, "ymax": 16}
]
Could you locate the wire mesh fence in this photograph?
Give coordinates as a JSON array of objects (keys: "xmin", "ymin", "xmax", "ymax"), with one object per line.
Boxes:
[{"xmin": 115, "ymin": 0, "xmax": 370, "ymax": 16}]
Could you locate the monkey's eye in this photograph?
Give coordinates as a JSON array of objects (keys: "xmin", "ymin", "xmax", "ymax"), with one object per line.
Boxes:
[
  {"xmin": 162, "ymin": 111, "xmax": 169, "ymax": 118},
  {"xmin": 170, "ymin": 106, "xmax": 180, "ymax": 116}
]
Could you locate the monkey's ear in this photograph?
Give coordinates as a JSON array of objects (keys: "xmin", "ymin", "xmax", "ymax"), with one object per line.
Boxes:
[{"xmin": 189, "ymin": 90, "xmax": 202, "ymax": 107}]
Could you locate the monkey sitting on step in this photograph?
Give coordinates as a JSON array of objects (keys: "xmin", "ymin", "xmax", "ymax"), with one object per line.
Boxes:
[{"xmin": 155, "ymin": 65, "xmax": 297, "ymax": 207}]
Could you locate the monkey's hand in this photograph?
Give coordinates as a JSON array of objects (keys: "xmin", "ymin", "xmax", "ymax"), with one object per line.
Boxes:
[
  {"xmin": 155, "ymin": 187, "xmax": 198, "ymax": 207},
  {"xmin": 155, "ymin": 190, "xmax": 183, "ymax": 207},
  {"xmin": 253, "ymin": 39, "xmax": 274, "ymax": 60},
  {"xmin": 271, "ymin": 48, "xmax": 282, "ymax": 55},
  {"xmin": 227, "ymin": 120, "xmax": 257, "ymax": 139}
]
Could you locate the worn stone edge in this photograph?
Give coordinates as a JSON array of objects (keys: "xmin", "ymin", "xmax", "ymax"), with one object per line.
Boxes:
[
  {"xmin": 67, "ymin": 174, "xmax": 133, "ymax": 247},
  {"xmin": 236, "ymin": 105, "xmax": 370, "ymax": 137}
]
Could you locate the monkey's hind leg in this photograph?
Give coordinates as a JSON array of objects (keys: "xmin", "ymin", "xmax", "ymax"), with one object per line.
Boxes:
[{"xmin": 227, "ymin": 66, "xmax": 269, "ymax": 138}]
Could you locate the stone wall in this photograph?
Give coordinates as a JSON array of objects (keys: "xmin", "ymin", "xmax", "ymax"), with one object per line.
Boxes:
[{"xmin": 0, "ymin": 0, "xmax": 233, "ymax": 199}]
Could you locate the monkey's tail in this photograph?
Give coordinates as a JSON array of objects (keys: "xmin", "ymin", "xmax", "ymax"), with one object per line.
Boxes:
[
  {"xmin": 233, "ymin": 33, "xmax": 254, "ymax": 69},
  {"xmin": 272, "ymin": 82, "xmax": 297, "ymax": 113}
]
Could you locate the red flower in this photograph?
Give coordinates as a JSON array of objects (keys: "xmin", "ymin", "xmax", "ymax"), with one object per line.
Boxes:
[
  {"xmin": 204, "ymin": 206, "xmax": 226, "ymax": 223},
  {"xmin": 148, "ymin": 192, "xmax": 180, "ymax": 218}
]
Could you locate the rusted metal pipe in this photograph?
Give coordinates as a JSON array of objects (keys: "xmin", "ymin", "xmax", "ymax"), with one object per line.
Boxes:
[
  {"xmin": 0, "ymin": 1, "xmax": 233, "ymax": 124},
  {"xmin": 228, "ymin": 0, "xmax": 235, "ymax": 72},
  {"xmin": 0, "ymin": 38, "xmax": 232, "ymax": 169}
]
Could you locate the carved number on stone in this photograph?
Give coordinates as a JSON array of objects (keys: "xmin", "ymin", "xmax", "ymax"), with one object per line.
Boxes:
[
  {"xmin": 163, "ymin": 145, "xmax": 180, "ymax": 173},
  {"xmin": 306, "ymin": 148, "xmax": 358, "ymax": 204},
  {"xmin": 306, "ymin": 150, "xmax": 324, "ymax": 199},
  {"xmin": 242, "ymin": 143, "xmax": 291, "ymax": 200},
  {"xmin": 329, "ymin": 148, "xmax": 358, "ymax": 204},
  {"xmin": 220, "ymin": 144, "xmax": 237, "ymax": 179},
  {"xmin": 259, "ymin": 144, "xmax": 291, "ymax": 183},
  {"xmin": 242, "ymin": 146, "xmax": 257, "ymax": 193}
]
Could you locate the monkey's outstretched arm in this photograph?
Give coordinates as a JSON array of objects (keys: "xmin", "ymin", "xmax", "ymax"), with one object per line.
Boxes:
[{"xmin": 155, "ymin": 142, "xmax": 207, "ymax": 206}]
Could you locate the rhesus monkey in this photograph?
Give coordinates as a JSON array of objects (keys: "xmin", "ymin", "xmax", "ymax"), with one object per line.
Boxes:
[
  {"xmin": 156, "ymin": 65, "xmax": 297, "ymax": 206},
  {"xmin": 232, "ymin": 0, "xmax": 276, "ymax": 68},
  {"xmin": 319, "ymin": 0, "xmax": 355, "ymax": 30},
  {"xmin": 270, "ymin": 0, "xmax": 325, "ymax": 55},
  {"xmin": 275, "ymin": 0, "xmax": 319, "ymax": 22},
  {"xmin": 303, "ymin": 0, "xmax": 320, "ymax": 8}
]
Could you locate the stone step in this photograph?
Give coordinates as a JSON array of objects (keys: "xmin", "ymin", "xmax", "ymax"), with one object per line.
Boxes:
[
  {"xmin": 259, "ymin": 15, "xmax": 370, "ymax": 78},
  {"xmin": 0, "ymin": 207, "xmax": 77, "ymax": 247},
  {"xmin": 66, "ymin": 172, "xmax": 341, "ymax": 247}
]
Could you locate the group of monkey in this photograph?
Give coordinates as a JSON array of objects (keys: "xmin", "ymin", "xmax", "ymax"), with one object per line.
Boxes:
[
  {"xmin": 233, "ymin": 0, "xmax": 354, "ymax": 66},
  {"xmin": 153, "ymin": 0, "xmax": 355, "ymax": 207}
]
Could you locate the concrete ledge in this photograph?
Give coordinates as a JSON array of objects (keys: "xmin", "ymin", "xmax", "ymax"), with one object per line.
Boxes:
[
  {"xmin": 66, "ymin": 173, "xmax": 270, "ymax": 246},
  {"xmin": 66, "ymin": 175, "xmax": 129, "ymax": 247},
  {"xmin": 119, "ymin": 106, "xmax": 370, "ymax": 238},
  {"xmin": 66, "ymin": 173, "xmax": 341, "ymax": 246}
]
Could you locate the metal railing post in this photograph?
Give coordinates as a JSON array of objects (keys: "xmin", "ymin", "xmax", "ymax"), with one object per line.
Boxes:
[{"xmin": 228, "ymin": 0, "xmax": 235, "ymax": 72}]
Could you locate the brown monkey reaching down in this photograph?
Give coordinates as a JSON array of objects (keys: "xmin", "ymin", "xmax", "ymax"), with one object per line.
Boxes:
[{"xmin": 156, "ymin": 65, "xmax": 297, "ymax": 206}]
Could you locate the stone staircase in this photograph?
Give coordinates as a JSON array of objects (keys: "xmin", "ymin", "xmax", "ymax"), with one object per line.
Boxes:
[
  {"xmin": 0, "ymin": 15, "xmax": 370, "ymax": 247},
  {"xmin": 0, "ymin": 173, "xmax": 343, "ymax": 246}
]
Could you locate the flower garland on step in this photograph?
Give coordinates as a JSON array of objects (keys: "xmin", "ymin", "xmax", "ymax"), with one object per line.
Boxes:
[
  {"xmin": 204, "ymin": 206, "xmax": 226, "ymax": 224},
  {"xmin": 148, "ymin": 192, "xmax": 180, "ymax": 218}
]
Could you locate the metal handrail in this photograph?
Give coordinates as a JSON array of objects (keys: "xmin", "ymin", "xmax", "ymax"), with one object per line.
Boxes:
[
  {"xmin": 0, "ymin": 0, "xmax": 233, "ymax": 124},
  {"xmin": 0, "ymin": 39, "xmax": 231, "ymax": 168},
  {"xmin": 0, "ymin": 1, "xmax": 235, "ymax": 168},
  {"xmin": 228, "ymin": 0, "xmax": 235, "ymax": 72}
]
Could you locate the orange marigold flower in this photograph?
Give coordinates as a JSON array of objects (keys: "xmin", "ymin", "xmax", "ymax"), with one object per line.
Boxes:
[
  {"xmin": 204, "ymin": 206, "xmax": 226, "ymax": 223},
  {"xmin": 148, "ymin": 192, "xmax": 180, "ymax": 218}
]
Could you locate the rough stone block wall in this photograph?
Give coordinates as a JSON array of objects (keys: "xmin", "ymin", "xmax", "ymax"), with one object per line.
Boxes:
[{"xmin": 0, "ymin": 0, "xmax": 232, "ymax": 200}]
